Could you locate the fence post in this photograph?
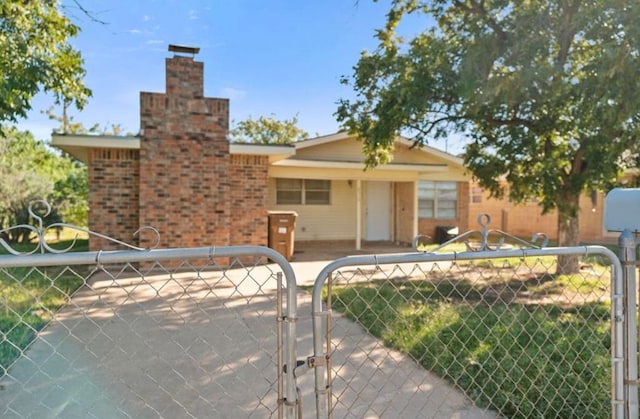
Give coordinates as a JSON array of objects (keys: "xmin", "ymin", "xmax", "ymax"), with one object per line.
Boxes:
[{"xmin": 619, "ymin": 228, "xmax": 639, "ymax": 418}]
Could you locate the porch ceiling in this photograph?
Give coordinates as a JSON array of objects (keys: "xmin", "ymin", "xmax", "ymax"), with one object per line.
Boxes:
[{"xmin": 271, "ymin": 158, "xmax": 448, "ymax": 172}]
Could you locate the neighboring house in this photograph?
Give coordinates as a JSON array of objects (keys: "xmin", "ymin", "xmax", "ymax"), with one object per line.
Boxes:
[
  {"xmin": 468, "ymin": 181, "xmax": 614, "ymax": 242},
  {"xmin": 52, "ymin": 45, "xmax": 471, "ymax": 253}
]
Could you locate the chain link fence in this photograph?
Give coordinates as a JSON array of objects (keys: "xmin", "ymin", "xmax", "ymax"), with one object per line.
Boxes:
[
  {"xmin": 310, "ymin": 245, "xmax": 624, "ymax": 418},
  {"xmin": 0, "ymin": 214, "xmax": 632, "ymax": 418},
  {"xmin": 0, "ymin": 246, "xmax": 299, "ymax": 418}
]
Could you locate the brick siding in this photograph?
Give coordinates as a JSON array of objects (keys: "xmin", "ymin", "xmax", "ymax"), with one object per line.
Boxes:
[
  {"xmin": 88, "ymin": 149, "xmax": 139, "ymax": 251},
  {"xmin": 229, "ymin": 155, "xmax": 269, "ymax": 245}
]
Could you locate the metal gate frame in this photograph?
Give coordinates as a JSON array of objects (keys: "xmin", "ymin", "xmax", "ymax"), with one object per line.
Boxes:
[
  {"xmin": 309, "ymin": 242, "xmax": 627, "ymax": 418},
  {"xmin": 0, "ymin": 245, "xmax": 301, "ymax": 418}
]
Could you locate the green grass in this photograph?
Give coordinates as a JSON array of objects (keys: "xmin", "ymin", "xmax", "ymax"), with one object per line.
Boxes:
[
  {"xmin": 328, "ymin": 266, "xmax": 611, "ymax": 418},
  {"xmin": 0, "ymin": 236, "xmax": 88, "ymax": 374}
]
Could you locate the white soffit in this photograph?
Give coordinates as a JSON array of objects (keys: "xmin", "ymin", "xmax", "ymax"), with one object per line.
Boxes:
[
  {"xmin": 51, "ymin": 134, "xmax": 139, "ymax": 163},
  {"xmin": 271, "ymin": 158, "xmax": 447, "ymax": 172},
  {"xmin": 229, "ymin": 143, "xmax": 295, "ymax": 156}
]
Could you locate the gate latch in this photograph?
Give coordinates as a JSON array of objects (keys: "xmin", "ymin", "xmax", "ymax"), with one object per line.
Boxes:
[{"xmin": 307, "ymin": 355, "xmax": 329, "ymax": 368}]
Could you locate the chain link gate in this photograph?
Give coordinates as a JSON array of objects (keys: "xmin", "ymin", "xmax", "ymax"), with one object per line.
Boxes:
[
  {"xmin": 308, "ymin": 220, "xmax": 628, "ymax": 418},
  {"xmin": 1, "ymin": 202, "xmax": 638, "ymax": 418},
  {"xmin": 0, "ymin": 206, "xmax": 301, "ymax": 418}
]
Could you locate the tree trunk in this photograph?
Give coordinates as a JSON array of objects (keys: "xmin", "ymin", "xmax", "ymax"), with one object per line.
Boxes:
[{"xmin": 556, "ymin": 194, "xmax": 581, "ymax": 275}]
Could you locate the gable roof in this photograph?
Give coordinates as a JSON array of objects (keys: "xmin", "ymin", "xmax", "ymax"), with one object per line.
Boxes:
[
  {"xmin": 295, "ymin": 131, "xmax": 463, "ymax": 165},
  {"xmin": 270, "ymin": 132, "xmax": 469, "ymax": 182}
]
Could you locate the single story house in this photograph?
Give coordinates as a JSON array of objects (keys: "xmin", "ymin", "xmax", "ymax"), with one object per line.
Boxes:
[{"xmin": 52, "ymin": 45, "xmax": 471, "ymax": 254}]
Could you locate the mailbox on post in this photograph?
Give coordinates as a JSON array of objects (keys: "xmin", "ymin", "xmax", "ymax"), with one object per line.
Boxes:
[{"xmin": 604, "ymin": 188, "xmax": 640, "ymax": 232}]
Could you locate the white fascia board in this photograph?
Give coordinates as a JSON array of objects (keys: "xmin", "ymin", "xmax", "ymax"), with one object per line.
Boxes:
[
  {"xmin": 271, "ymin": 158, "xmax": 447, "ymax": 172},
  {"xmin": 52, "ymin": 134, "xmax": 140, "ymax": 149},
  {"xmin": 229, "ymin": 143, "xmax": 296, "ymax": 156}
]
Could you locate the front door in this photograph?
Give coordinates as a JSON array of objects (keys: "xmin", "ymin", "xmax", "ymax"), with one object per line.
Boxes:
[{"xmin": 366, "ymin": 181, "xmax": 391, "ymax": 241}]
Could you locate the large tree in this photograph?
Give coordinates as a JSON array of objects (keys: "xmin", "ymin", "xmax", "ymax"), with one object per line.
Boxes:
[
  {"xmin": 337, "ymin": 0, "xmax": 640, "ymax": 273},
  {"xmin": 0, "ymin": 127, "xmax": 87, "ymax": 243},
  {"xmin": 0, "ymin": 1, "xmax": 91, "ymax": 123},
  {"xmin": 229, "ymin": 114, "xmax": 309, "ymax": 144}
]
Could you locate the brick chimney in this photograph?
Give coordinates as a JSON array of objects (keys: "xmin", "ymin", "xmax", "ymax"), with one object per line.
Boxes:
[
  {"xmin": 165, "ymin": 45, "xmax": 203, "ymax": 98},
  {"xmin": 138, "ymin": 45, "xmax": 231, "ymax": 249}
]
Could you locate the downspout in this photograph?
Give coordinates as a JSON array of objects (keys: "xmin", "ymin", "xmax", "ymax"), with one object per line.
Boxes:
[{"xmin": 356, "ymin": 180, "xmax": 362, "ymax": 250}]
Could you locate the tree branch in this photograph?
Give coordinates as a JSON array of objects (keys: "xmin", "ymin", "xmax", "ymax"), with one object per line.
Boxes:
[
  {"xmin": 452, "ymin": 0, "xmax": 508, "ymax": 43},
  {"xmin": 556, "ymin": 0, "xmax": 581, "ymax": 67},
  {"xmin": 64, "ymin": 1, "xmax": 108, "ymax": 25}
]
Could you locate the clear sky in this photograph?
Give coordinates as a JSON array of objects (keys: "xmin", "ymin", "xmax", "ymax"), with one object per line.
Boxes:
[{"xmin": 19, "ymin": 1, "xmax": 411, "ymax": 142}]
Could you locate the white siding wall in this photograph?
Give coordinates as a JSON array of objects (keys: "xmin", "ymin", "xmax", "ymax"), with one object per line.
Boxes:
[{"xmin": 269, "ymin": 179, "xmax": 357, "ymax": 240}]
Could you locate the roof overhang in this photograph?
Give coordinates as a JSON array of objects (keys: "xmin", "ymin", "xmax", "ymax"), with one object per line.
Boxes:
[
  {"xmin": 229, "ymin": 143, "xmax": 295, "ymax": 159},
  {"xmin": 51, "ymin": 134, "xmax": 296, "ymax": 164},
  {"xmin": 295, "ymin": 132, "xmax": 465, "ymax": 166},
  {"xmin": 51, "ymin": 134, "xmax": 139, "ymax": 163},
  {"xmin": 272, "ymin": 158, "xmax": 448, "ymax": 173}
]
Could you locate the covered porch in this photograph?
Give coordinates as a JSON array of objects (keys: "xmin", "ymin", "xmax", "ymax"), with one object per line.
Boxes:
[{"xmin": 267, "ymin": 133, "xmax": 470, "ymax": 251}]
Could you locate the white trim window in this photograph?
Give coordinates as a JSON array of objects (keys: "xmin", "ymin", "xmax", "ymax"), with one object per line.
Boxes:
[
  {"xmin": 418, "ymin": 181, "xmax": 457, "ymax": 219},
  {"xmin": 276, "ymin": 178, "xmax": 331, "ymax": 205}
]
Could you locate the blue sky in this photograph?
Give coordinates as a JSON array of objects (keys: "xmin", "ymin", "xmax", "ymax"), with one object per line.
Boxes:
[{"xmin": 20, "ymin": 1, "xmax": 404, "ymax": 141}]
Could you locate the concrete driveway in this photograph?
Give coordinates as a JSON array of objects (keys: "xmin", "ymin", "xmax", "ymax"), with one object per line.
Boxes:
[{"xmin": 0, "ymin": 245, "xmax": 495, "ymax": 418}]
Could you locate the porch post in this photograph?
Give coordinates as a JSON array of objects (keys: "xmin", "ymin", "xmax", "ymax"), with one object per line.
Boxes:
[
  {"xmin": 356, "ymin": 180, "xmax": 362, "ymax": 250},
  {"xmin": 413, "ymin": 180, "xmax": 419, "ymax": 239}
]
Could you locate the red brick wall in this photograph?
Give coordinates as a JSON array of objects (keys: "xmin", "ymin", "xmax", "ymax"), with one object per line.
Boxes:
[
  {"xmin": 229, "ymin": 155, "xmax": 269, "ymax": 245},
  {"xmin": 138, "ymin": 55, "xmax": 231, "ymax": 249},
  {"xmin": 469, "ymin": 181, "xmax": 607, "ymax": 242},
  {"xmin": 88, "ymin": 148, "xmax": 140, "ymax": 250}
]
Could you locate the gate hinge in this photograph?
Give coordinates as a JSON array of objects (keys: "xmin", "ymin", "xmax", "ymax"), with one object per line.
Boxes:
[
  {"xmin": 624, "ymin": 378, "xmax": 640, "ymax": 386},
  {"xmin": 307, "ymin": 355, "xmax": 329, "ymax": 368}
]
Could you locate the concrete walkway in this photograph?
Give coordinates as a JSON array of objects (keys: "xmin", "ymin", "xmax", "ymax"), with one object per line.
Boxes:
[{"xmin": 0, "ymin": 249, "xmax": 495, "ymax": 418}]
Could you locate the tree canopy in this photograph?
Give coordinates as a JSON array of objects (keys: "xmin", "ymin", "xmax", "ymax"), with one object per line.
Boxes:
[
  {"xmin": 0, "ymin": 127, "xmax": 87, "ymax": 243},
  {"xmin": 337, "ymin": 0, "xmax": 640, "ymax": 272},
  {"xmin": 0, "ymin": 1, "xmax": 91, "ymax": 123},
  {"xmin": 228, "ymin": 114, "xmax": 309, "ymax": 144}
]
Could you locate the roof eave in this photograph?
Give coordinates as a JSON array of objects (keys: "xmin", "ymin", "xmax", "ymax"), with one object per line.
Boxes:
[
  {"xmin": 51, "ymin": 134, "xmax": 298, "ymax": 164},
  {"xmin": 51, "ymin": 134, "xmax": 140, "ymax": 164},
  {"xmin": 229, "ymin": 143, "xmax": 295, "ymax": 157},
  {"xmin": 272, "ymin": 158, "xmax": 448, "ymax": 172}
]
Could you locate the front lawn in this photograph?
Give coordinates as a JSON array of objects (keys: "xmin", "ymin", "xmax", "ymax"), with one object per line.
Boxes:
[
  {"xmin": 0, "ymin": 237, "xmax": 88, "ymax": 375},
  {"xmin": 328, "ymin": 258, "xmax": 612, "ymax": 418}
]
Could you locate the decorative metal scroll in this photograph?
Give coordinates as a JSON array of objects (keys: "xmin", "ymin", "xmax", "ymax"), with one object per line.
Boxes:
[
  {"xmin": 0, "ymin": 200, "xmax": 160, "ymax": 256},
  {"xmin": 413, "ymin": 213, "xmax": 549, "ymax": 253}
]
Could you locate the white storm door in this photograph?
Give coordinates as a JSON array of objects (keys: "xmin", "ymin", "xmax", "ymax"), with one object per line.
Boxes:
[{"xmin": 366, "ymin": 181, "xmax": 391, "ymax": 241}]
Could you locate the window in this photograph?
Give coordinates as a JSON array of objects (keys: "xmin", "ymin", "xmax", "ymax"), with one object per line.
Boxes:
[
  {"xmin": 276, "ymin": 179, "xmax": 302, "ymax": 204},
  {"xmin": 276, "ymin": 178, "xmax": 330, "ymax": 205},
  {"xmin": 470, "ymin": 187, "xmax": 483, "ymax": 204},
  {"xmin": 418, "ymin": 181, "xmax": 457, "ymax": 219}
]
